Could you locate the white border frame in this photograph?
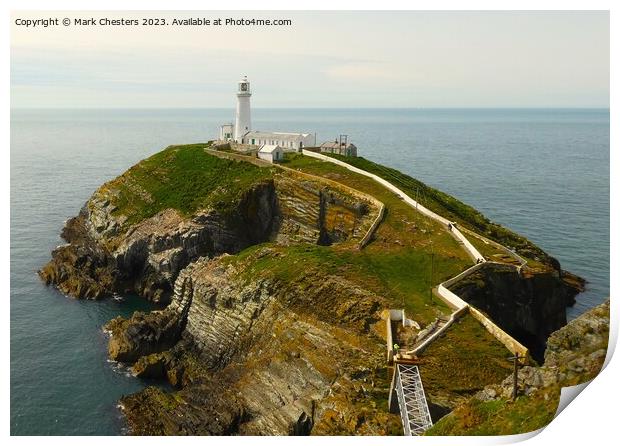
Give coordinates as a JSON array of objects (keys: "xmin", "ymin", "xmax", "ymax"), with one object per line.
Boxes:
[{"xmin": 4, "ymin": 2, "xmax": 615, "ymax": 445}]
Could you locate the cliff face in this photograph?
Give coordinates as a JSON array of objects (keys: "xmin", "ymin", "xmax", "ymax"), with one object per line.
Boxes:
[
  {"xmin": 40, "ymin": 181, "xmax": 278, "ymax": 302},
  {"xmin": 274, "ymin": 175, "xmax": 372, "ymax": 246},
  {"xmin": 109, "ymin": 250, "xmax": 401, "ymax": 435},
  {"xmin": 448, "ymin": 263, "xmax": 584, "ymax": 362},
  {"xmin": 484, "ymin": 299, "xmax": 608, "ymax": 400},
  {"xmin": 426, "ymin": 300, "xmax": 609, "ymax": 436},
  {"xmin": 40, "ymin": 169, "xmax": 376, "ymax": 303},
  {"xmin": 40, "ymin": 146, "xmax": 592, "ymax": 436}
]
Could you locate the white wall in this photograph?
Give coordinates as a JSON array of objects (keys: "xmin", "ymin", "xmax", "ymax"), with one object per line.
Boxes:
[
  {"xmin": 257, "ymin": 151, "xmax": 272, "ymax": 163},
  {"xmin": 249, "ymin": 133, "xmax": 315, "ymax": 151},
  {"xmin": 257, "ymin": 148, "xmax": 283, "ymax": 163},
  {"xmin": 219, "ymin": 124, "xmax": 234, "ymax": 141},
  {"xmin": 301, "ymin": 150, "xmax": 530, "ymax": 359}
]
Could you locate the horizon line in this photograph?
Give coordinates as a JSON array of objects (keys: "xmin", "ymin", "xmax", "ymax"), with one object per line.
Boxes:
[{"xmin": 10, "ymin": 106, "xmax": 611, "ymax": 110}]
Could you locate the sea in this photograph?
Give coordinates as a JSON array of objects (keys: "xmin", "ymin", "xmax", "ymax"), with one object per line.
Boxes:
[{"xmin": 10, "ymin": 108, "xmax": 609, "ymax": 435}]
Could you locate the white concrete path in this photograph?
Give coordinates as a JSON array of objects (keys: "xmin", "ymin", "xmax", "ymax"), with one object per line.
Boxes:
[
  {"xmin": 301, "ymin": 150, "xmax": 529, "ymax": 359},
  {"xmin": 302, "ymin": 150, "xmax": 485, "ymax": 262}
]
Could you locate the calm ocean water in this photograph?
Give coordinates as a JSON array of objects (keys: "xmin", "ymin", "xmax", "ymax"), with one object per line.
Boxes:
[{"xmin": 10, "ymin": 108, "xmax": 609, "ymax": 435}]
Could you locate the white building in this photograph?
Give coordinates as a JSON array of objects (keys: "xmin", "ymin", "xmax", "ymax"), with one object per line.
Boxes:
[
  {"xmin": 219, "ymin": 123, "xmax": 234, "ymax": 141},
  {"xmin": 218, "ymin": 76, "xmax": 315, "ymax": 150},
  {"xmin": 257, "ymin": 144, "xmax": 284, "ymax": 163},
  {"xmin": 243, "ymin": 131, "xmax": 315, "ymax": 151}
]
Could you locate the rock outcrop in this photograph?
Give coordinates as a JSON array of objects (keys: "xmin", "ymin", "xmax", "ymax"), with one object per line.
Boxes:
[
  {"xmin": 426, "ymin": 300, "xmax": 609, "ymax": 436},
  {"xmin": 40, "ymin": 181, "xmax": 280, "ymax": 302},
  {"xmin": 448, "ymin": 262, "xmax": 585, "ymax": 362},
  {"xmin": 479, "ymin": 300, "xmax": 608, "ymax": 401},
  {"xmin": 112, "ymin": 249, "xmax": 400, "ymax": 435},
  {"xmin": 39, "ymin": 214, "xmax": 117, "ymax": 299},
  {"xmin": 40, "ymin": 146, "xmax": 593, "ymax": 436},
  {"xmin": 40, "ymin": 166, "xmax": 378, "ymax": 303}
]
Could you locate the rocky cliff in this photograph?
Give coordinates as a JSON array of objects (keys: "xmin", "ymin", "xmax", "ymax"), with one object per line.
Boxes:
[
  {"xmin": 448, "ymin": 263, "xmax": 584, "ymax": 362},
  {"xmin": 426, "ymin": 300, "xmax": 609, "ymax": 436},
  {"xmin": 40, "ymin": 145, "xmax": 378, "ymax": 303},
  {"xmin": 108, "ymin": 249, "xmax": 401, "ymax": 435},
  {"xmin": 40, "ymin": 144, "xmax": 591, "ymax": 436},
  {"xmin": 40, "ymin": 182, "xmax": 278, "ymax": 301}
]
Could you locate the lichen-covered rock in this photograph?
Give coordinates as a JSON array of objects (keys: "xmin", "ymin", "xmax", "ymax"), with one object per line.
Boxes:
[
  {"xmin": 40, "ymin": 146, "xmax": 591, "ymax": 436},
  {"xmin": 40, "ymin": 180, "xmax": 282, "ymax": 302},
  {"xmin": 110, "ymin": 250, "xmax": 399, "ymax": 435},
  {"xmin": 105, "ymin": 310, "xmax": 181, "ymax": 363},
  {"xmin": 38, "ymin": 214, "xmax": 117, "ymax": 299},
  {"xmin": 120, "ymin": 385, "xmax": 246, "ymax": 435},
  {"xmin": 545, "ymin": 300, "xmax": 610, "ymax": 369},
  {"xmin": 132, "ymin": 352, "xmax": 171, "ymax": 379},
  {"xmin": 475, "ymin": 299, "xmax": 609, "ymax": 401},
  {"xmin": 427, "ymin": 300, "xmax": 609, "ymax": 436},
  {"xmin": 39, "ymin": 160, "xmax": 379, "ymax": 304}
]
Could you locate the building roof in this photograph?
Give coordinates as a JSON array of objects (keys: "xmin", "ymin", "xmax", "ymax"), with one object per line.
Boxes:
[
  {"xmin": 258, "ymin": 144, "xmax": 282, "ymax": 154},
  {"xmin": 246, "ymin": 131, "xmax": 312, "ymax": 142},
  {"xmin": 320, "ymin": 141, "xmax": 357, "ymax": 149}
]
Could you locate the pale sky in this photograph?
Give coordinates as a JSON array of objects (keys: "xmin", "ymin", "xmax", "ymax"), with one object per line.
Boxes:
[{"xmin": 10, "ymin": 11, "xmax": 609, "ymax": 108}]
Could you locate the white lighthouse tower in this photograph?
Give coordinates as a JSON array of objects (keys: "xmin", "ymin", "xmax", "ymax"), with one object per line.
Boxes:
[{"xmin": 234, "ymin": 76, "xmax": 252, "ymax": 143}]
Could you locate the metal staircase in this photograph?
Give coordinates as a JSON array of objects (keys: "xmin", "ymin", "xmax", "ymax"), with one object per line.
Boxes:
[{"xmin": 390, "ymin": 363, "xmax": 433, "ymax": 436}]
